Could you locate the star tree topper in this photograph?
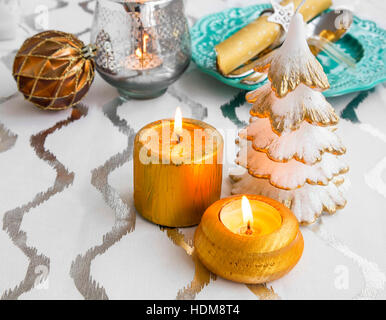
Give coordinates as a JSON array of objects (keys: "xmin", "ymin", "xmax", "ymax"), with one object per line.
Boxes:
[{"xmin": 267, "ymin": 0, "xmax": 295, "ymax": 32}]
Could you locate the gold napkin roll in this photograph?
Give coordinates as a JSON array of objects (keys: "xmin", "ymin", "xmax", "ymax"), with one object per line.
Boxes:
[{"xmin": 215, "ymin": 0, "xmax": 332, "ymax": 75}]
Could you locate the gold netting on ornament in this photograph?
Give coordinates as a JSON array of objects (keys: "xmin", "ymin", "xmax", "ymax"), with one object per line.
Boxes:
[{"xmin": 13, "ymin": 30, "xmax": 95, "ymax": 110}]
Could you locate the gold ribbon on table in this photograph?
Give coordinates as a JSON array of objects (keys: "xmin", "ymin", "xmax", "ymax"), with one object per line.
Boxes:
[{"xmin": 215, "ymin": 0, "xmax": 332, "ymax": 75}]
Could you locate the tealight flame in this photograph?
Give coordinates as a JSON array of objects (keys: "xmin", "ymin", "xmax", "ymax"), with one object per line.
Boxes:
[
  {"xmin": 135, "ymin": 33, "xmax": 150, "ymax": 59},
  {"xmin": 241, "ymin": 196, "xmax": 253, "ymax": 226},
  {"xmin": 174, "ymin": 107, "xmax": 183, "ymax": 138},
  {"xmin": 135, "ymin": 47, "xmax": 143, "ymax": 59},
  {"xmin": 143, "ymin": 34, "xmax": 149, "ymax": 53}
]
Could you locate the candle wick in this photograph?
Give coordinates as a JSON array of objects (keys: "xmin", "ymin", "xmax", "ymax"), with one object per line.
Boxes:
[
  {"xmin": 245, "ymin": 220, "xmax": 253, "ymax": 235},
  {"xmin": 171, "ymin": 132, "xmax": 181, "ymax": 144}
]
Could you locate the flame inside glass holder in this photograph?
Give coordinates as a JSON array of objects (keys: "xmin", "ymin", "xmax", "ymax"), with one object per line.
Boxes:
[{"xmin": 91, "ymin": 0, "xmax": 191, "ymax": 99}]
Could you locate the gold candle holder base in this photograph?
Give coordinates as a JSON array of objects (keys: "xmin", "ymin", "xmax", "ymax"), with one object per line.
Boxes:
[{"xmin": 194, "ymin": 195, "xmax": 304, "ymax": 284}]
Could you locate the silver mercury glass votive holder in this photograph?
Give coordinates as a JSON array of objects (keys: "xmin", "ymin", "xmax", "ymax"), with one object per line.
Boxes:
[{"xmin": 91, "ymin": 0, "xmax": 191, "ymax": 99}]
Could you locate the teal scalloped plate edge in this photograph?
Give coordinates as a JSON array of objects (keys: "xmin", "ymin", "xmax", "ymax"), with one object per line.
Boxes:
[{"xmin": 191, "ymin": 4, "xmax": 386, "ymax": 97}]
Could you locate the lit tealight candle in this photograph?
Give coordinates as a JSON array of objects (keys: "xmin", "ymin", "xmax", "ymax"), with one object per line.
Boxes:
[
  {"xmin": 220, "ymin": 196, "xmax": 282, "ymax": 236},
  {"xmin": 134, "ymin": 108, "xmax": 224, "ymax": 227},
  {"xmin": 194, "ymin": 195, "xmax": 304, "ymax": 284}
]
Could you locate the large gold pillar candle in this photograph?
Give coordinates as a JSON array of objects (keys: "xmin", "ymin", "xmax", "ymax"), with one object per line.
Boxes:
[
  {"xmin": 134, "ymin": 109, "xmax": 223, "ymax": 227},
  {"xmin": 194, "ymin": 195, "xmax": 304, "ymax": 284},
  {"xmin": 215, "ymin": 0, "xmax": 332, "ymax": 75}
]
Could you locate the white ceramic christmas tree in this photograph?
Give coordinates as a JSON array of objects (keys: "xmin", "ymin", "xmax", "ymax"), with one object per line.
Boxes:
[{"xmin": 231, "ymin": 13, "xmax": 349, "ymax": 224}]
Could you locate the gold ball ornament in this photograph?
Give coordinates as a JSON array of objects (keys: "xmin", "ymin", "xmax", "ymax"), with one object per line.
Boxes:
[
  {"xmin": 194, "ymin": 195, "xmax": 304, "ymax": 284},
  {"xmin": 13, "ymin": 30, "xmax": 96, "ymax": 111}
]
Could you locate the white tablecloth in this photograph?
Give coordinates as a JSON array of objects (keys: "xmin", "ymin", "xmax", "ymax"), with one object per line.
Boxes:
[{"xmin": 0, "ymin": 0, "xmax": 385, "ymax": 300}]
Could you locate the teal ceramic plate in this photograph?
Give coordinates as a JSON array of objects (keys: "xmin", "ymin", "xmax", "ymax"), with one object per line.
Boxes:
[{"xmin": 191, "ymin": 4, "xmax": 386, "ymax": 97}]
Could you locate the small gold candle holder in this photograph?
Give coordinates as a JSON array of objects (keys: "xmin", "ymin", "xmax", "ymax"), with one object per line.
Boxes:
[
  {"xmin": 134, "ymin": 113, "xmax": 223, "ymax": 227},
  {"xmin": 194, "ymin": 195, "xmax": 304, "ymax": 284}
]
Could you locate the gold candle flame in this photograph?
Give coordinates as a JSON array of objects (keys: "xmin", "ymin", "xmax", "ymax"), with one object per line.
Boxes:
[{"xmin": 241, "ymin": 196, "xmax": 253, "ymax": 226}]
